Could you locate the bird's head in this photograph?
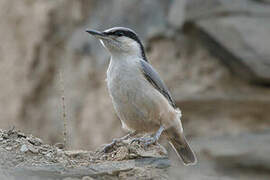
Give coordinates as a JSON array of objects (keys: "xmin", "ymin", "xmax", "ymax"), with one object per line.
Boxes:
[{"xmin": 86, "ymin": 27, "xmax": 147, "ymax": 60}]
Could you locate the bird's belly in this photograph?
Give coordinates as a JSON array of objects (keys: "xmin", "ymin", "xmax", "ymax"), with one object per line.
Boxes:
[{"xmin": 108, "ymin": 77, "xmax": 162, "ymax": 132}]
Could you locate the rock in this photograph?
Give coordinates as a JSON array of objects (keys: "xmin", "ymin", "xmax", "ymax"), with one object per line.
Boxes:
[
  {"xmin": 168, "ymin": 0, "xmax": 186, "ymax": 28},
  {"xmin": 194, "ymin": 131, "xmax": 270, "ymax": 169},
  {"xmin": 3, "ymin": 129, "xmax": 269, "ymax": 179},
  {"xmin": 82, "ymin": 176, "xmax": 94, "ymax": 180},
  {"xmin": 168, "ymin": 131, "xmax": 270, "ymax": 180},
  {"xmin": 64, "ymin": 150, "xmax": 90, "ymax": 159},
  {"xmin": 19, "ymin": 143, "xmax": 38, "ymax": 154},
  {"xmin": 27, "ymin": 145, "xmax": 39, "ymax": 154},
  {"xmin": 257, "ymin": 0, "xmax": 270, "ymax": 3},
  {"xmin": 185, "ymin": 0, "xmax": 270, "ymax": 21},
  {"xmin": 20, "ymin": 144, "xmax": 28, "ymax": 153},
  {"xmin": 27, "ymin": 135, "xmax": 43, "ymax": 146},
  {"xmin": 183, "ymin": 0, "xmax": 270, "ymax": 84},
  {"xmin": 0, "ymin": 129, "xmax": 170, "ymax": 179},
  {"xmin": 195, "ymin": 17, "xmax": 270, "ymax": 83},
  {"xmin": 8, "ymin": 157, "xmax": 169, "ymax": 180},
  {"xmin": 54, "ymin": 142, "xmax": 65, "ymax": 149},
  {"xmin": 94, "ymin": 137, "xmax": 168, "ymax": 162},
  {"xmin": 112, "ymin": 146, "xmax": 129, "ymax": 161},
  {"xmin": 5, "ymin": 147, "xmax": 12, "ymax": 151}
]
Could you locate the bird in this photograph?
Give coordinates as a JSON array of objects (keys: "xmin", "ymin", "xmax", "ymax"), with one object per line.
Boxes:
[{"xmin": 86, "ymin": 27, "xmax": 197, "ymax": 165}]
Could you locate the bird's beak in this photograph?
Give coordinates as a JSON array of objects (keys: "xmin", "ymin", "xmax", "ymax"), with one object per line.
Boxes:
[{"xmin": 86, "ymin": 29, "xmax": 108, "ymax": 40}]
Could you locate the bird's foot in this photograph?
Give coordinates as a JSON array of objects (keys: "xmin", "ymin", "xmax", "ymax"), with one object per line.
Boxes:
[
  {"xmin": 102, "ymin": 139, "xmax": 118, "ymax": 153},
  {"xmin": 131, "ymin": 126, "xmax": 164, "ymax": 147},
  {"xmin": 102, "ymin": 131, "xmax": 137, "ymax": 153},
  {"xmin": 131, "ymin": 135, "xmax": 158, "ymax": 147}
]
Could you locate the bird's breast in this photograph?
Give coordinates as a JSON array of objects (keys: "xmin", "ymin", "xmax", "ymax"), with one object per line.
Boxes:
[{"xmin": 106, "ymin": 62, "xmax": 143, "ymax": 104}]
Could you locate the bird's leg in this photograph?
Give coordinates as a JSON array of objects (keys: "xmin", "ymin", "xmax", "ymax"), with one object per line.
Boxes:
[
  {"xmin": 102, "ymin": 131, "xmax": 137, "ymax": 153},
  {"xmin": 131, "ymin": 126, "xmax": 164, "ymax": 147}
]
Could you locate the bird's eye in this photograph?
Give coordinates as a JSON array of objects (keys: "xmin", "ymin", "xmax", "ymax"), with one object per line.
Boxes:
[{"xmin": 115, "ymin": 31, "xmax": 124, "ymax": 37}]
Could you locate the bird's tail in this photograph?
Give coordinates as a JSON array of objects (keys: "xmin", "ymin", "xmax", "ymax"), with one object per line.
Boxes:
[{"xmin": 165, "ymin": 127, "xmax": 197, "ymax": 166}]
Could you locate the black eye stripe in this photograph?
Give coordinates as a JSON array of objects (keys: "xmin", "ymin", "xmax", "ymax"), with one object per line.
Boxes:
[
  {"xmin": 115, "ymin": 31, "xmax": 124, "ymax": 36},
  {"xmin": 103, "ymin": 28, "xmax": 148, "ymax": 62},
  {"xmin": 106, "ymin": 30, "xmax": 138, "ymax": 39}
]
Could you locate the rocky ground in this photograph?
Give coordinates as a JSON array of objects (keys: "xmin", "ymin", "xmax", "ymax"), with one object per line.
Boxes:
[
  {"xmin": 0, "ymin": 128, "xmax": 169, "ymax": 180},
  {"xmin": 1, "ymin": 128, "xmax": 270, "ymax": 180}
]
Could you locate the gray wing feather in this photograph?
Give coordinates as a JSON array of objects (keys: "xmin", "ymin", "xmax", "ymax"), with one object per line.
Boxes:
[{"xmin": 139, "ymin": 60, "xmax": 176, "ymax": 109}]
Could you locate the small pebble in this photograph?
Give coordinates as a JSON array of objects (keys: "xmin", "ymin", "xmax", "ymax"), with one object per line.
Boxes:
[
  {"xmin": 5, "ymin": 146, "xmax": 12, "ymax": 151},
  {"xmin": 28, "ymin": 144, "xmax": 39, "ymax": 153},
  {"xmin": 28, "ymin": 137, "xmax": 43, "ymax": 146},
  {"xmin": 54, "ymin": 143, "xmax": 65, "ymax": 149},
  {"xmin": 46, "ymin": 152, "xmax": 52, "ymax": 158},
  {"xmin": 20, "ymin": 144, "xmax": 29, "ymax": 153}
]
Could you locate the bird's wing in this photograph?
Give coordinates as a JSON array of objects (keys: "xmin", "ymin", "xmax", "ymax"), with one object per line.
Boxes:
[{"xmin": 139, "ymin": 60, "xmax": 176, "ymax": 109}]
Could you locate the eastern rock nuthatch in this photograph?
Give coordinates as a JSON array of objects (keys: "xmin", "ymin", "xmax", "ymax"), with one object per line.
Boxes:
[{"xmin": 86, "ymin": 27, "xmax": 197, "ymax": 165}]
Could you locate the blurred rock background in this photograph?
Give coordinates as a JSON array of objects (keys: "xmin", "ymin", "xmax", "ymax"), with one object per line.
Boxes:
[{"xmin": 0, "ymin": 0, "xmax": 270, "ymax": 179}]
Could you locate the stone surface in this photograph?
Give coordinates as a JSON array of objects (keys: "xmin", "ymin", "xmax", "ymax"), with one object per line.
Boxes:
[
  {"xmin": 168, "ymin": 131, "xmax": 270, "ymax": 180},
  {"xmin": 195, "ymin": 131, "xmax": 270, "ymax": 169},
  {"xmin": 195, "ymin": 17, "xmax": 270, "ymax": 83},
  {"xmin": 0, "ymin": 129, "xmax": 169, "ymax": 180},
  {"xmin": 20, "ymin": 144, "xmax": 28, "ymax": 153},
  {"xmin": 185, "ymin": 0, "xmax": 270, "ymax": 21},
  {"xmin": 168, "ymin": 0, "xmax": 186, "ymax": 28},
  {"xmin": 184, "ymin": 0, "xmax": 270, "ymax": 83},
  {"xmin": 1, "ymin": 129, "xmax": 270, "ymax": 180}
]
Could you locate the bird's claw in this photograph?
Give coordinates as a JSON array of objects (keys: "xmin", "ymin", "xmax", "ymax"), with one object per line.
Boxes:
[
  {"xmin": 131, "ymin": 136, "xmax": 158, "ymax": 147},
  {"xmin": 102, "ymin": 139, "xmax": 118, "ymax": 153},
  {"xmin": 102, "ymin": 132, "xmax": 137, "ymax": 153}
]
